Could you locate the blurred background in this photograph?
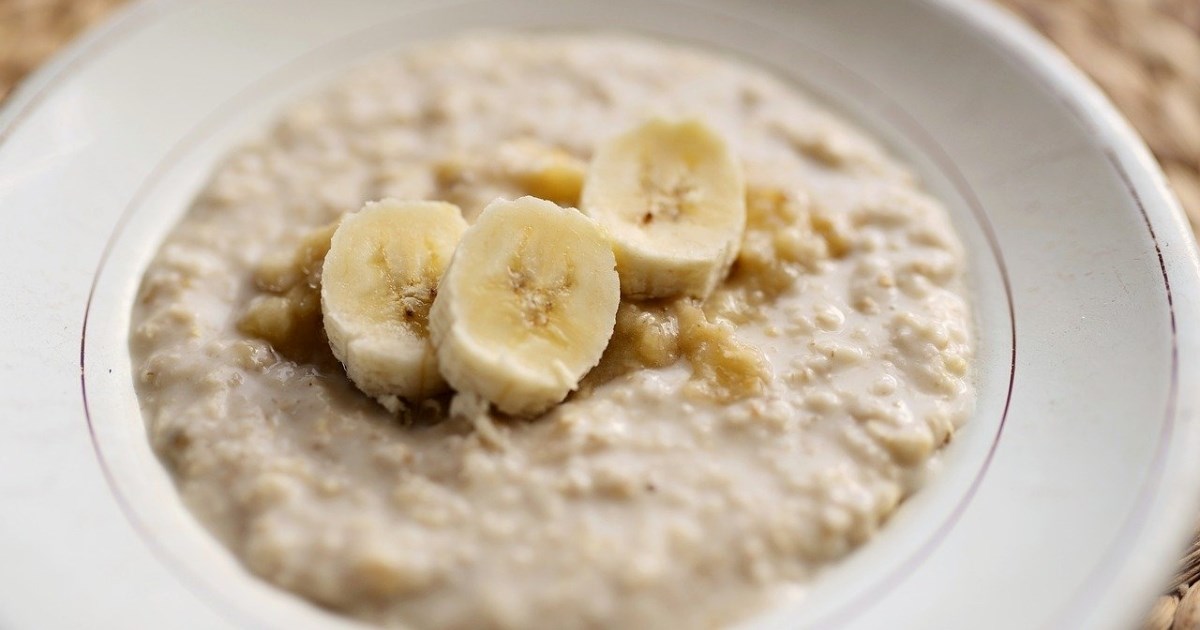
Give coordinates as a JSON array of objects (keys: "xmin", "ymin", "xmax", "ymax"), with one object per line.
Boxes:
[{"xmin": 1, "ymin": 0, "xmax": 1198, "ymax": 627}]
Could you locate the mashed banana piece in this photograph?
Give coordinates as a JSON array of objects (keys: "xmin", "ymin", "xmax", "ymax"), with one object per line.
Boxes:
[
  {"xmin": 131, "ymin": 34, "xmax": 974, "ymax": 630},
  {"xmin": 237, "ymin": 222, "xmax": 337, "ymax": 363}
]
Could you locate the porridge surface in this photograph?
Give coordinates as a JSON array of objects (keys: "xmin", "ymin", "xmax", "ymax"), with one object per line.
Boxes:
[{"xmin": 130, "ymin": 34, "xmax": 975, "ymax": 630}]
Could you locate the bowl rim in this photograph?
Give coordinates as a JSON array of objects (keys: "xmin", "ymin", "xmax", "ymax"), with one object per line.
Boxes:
[{"xmin": 928, "ymin": 0, "xmax": 1200, "ymax": 626}]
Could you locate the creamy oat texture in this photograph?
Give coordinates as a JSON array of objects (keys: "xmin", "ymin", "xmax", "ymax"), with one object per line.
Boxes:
[{"xmin": 131, "ymin": 34, "xmax": 974, "ymax": 630}]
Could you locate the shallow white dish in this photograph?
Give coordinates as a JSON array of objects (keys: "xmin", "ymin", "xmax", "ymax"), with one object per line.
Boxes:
[{"xmin": 2, "ymin": 0, "xmax": 1199, "ymax": 628}]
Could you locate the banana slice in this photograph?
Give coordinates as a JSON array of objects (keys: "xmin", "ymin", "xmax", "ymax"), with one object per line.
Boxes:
[
  {"xmin": 429, "ymin": 196, "xmax": 620, "ymax": 416},
  {"xmin": 581, "ymin": 118, "xmax": 746, "ymax": 299},
  {"xmin": 321, "ymin": 198, "xmax": 468, "ymax": 405}
]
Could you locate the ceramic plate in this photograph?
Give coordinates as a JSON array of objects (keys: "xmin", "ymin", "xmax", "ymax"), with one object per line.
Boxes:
[{"xmin": 3, "ymin": 0, "xmax": 1199, "ymax": 628}]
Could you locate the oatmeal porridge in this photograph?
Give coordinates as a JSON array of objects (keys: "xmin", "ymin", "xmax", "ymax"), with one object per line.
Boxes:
[{"xmin": 130, "ymin": 34, "xmax": 974, "ymax": 630}]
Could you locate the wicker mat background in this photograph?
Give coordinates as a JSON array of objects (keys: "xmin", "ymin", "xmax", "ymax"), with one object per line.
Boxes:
[{"xmin": 2, "ymin": 0, "xmax": 1199, "ymax": 627}]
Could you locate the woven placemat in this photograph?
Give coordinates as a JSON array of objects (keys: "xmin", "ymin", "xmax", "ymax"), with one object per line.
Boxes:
[{"xmin": 2, "ymin": 0, "xmax": 1199, "ymax": 627}]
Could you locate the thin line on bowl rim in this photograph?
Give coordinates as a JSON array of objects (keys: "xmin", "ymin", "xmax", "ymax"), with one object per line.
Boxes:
[{"xmin": 65, "ymin": 1, "xmax": 1022, "ymax": 628}]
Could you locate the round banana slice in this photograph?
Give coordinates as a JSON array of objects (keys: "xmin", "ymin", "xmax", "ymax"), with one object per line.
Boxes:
[
  {"xmin": 322, "ymin": 198, "xmax": 468, "ymax": 405},
  {"xmin": 581, "ymin": 118, "xmax": 746, "ymax": 299},
  {"xmin": 429, "ymin": 196, "xmax": 620, "ymax": 416}
]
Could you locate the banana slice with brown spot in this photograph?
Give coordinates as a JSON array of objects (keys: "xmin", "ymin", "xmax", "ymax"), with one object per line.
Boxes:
[
  {"xmin": 581, "ymin": 118, "xmax": 746, "ymax": 299},
  {"xmin": 429, "ymin": 196, "xmax": 620, "ymax": 416},
  {"xmin": 321, "ymin": 198, "xmax": 467, "ymax": 406}
]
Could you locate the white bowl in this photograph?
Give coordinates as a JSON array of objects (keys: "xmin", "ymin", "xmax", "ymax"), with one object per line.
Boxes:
[{"xmin": 1, "ymin": 1, "xmax": 1198, "ymax": 628}]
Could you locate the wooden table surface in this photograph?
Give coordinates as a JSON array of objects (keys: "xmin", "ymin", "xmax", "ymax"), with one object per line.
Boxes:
[{"xmin": 2, "ymin": 0, "xmax": 1198, "ymax": 627}]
